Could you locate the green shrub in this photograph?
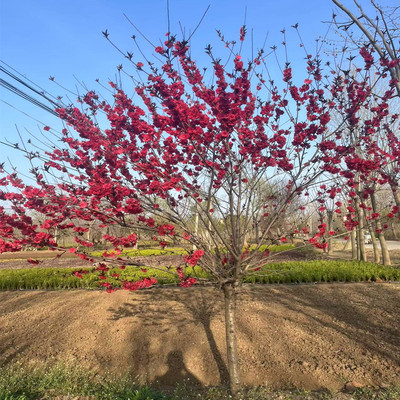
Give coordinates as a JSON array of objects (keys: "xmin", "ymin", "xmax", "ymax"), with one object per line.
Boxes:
[
  {"xmin": 91, "ymin": 247, "xmax": 188, "ymax": 258},
  {"xmin": 245, "ymin": 260, "xmax": 400, "ymax": 285},
  {"xmin": 0, "ymin": 259, "xmax": 399, "ymax": 291},
  {"xmin": 0, "ymin": 264, "xmax": 209, "ymax": 291},
  {"xmin": 256, "ymin": 244, "xmax": 295, "ymax": 252}
]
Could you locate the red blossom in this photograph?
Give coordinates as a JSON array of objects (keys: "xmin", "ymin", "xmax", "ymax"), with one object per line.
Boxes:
[
  {"xmin": 122, "ymin": 277, "xmax": 157, "ymax": 291},
  {"xmin": 239, "ymin": 25, "xmax": 246, "ymax": 41},
  {"xmin": 27, "ymin": 258, "xmax": 41, "ymax": 265},
  {"xmin": 183, "ymin": 232, "xmax": 192, "ymax": 240},
  {"xmin": 176, "ymin": 267, "xmax": 196, "ymax": 287},
  {"xmin": 283, "ymin": 68, "xmax": 292, "ymax": 82},
  {"xmin": 184, "ymin": 249, "xmax": 205, "ymax": 266}
]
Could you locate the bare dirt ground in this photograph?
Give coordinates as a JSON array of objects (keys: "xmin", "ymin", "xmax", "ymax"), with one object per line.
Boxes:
[{"xmin": 1, "ymin": 283, "xmax": 399, "ymax": 391}]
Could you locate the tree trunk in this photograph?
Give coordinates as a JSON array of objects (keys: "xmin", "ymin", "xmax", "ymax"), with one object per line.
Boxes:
[
  {"xmin": 193, "ymin": 211, "xmax": 199, "ymax": 251},
  {"xmin": 358, "ymin": 228, "xmax": 367, "ymax": 262},
  {"xmin": 351, "ymin": 230, "xmax": 357, "ymax": 259},
  {"xmin": 254, "ymin": 217, "xmax": 259, "ymax": 244},
  {"xmin": 223, "ymin": 283, "xmax": 240, "ymax": 397},
  {"xmin": 327, "ymin": 211, "xmax": 334, "ymax": 256},
  {"xmin": 354, "ymin": 197, "xmax": 367, "ymax": 261},
  {"xmin": 365, "ymin": 216, "xmax": 380, "ymax": 263},
  {"xmin": 53, "ymin": 227, "xmax": 59, "ymax": 244},
  {"xmin": 392, "ymin": 188, "xmax": 400, "ymax": 211},
  {"xmin": 370, "ymin": 192, "xmax": 391, "ymax": 265},
  {"xmin": 356, "ymin": 228, "xmax": 361, "ymax": 260}
]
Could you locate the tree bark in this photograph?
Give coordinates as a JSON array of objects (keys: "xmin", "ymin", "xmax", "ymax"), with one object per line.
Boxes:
[
  {"xmin": 327, "ymin": 211, "xmax": 334, "ymax": 256},
  {"xmin": 254, "ymin": 217, "xmax": 260, "ymax": 244},
  {"xmin": 354, "ymin": 197, "xmax": 367, "ymax": 261},
  {"xmin": 223, "ymin": 283, "xmax": 240, "ymax": 397},
  {"xmin": 370, "ymin": 192, "xmax": 391, "ymax": 265},
  {"xmin": 193, "ymin": 210, "xmax": 199, "ymax": 251},
  {"xmin": 351, "ymin": 230, "xmax": 357, "ymax": 259},
  {"xmin": 393, "ymin": 188, "xmax": 400, "ymax": 210},
  {"xmin": 367, "ymin": 218, "xmax": 380, "ymax": 263}
]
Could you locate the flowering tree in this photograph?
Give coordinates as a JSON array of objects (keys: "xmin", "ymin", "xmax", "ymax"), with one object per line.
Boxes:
[
  {"xmin": 332, "ymin": 0, "xmax": 400, "ymax": 96},
  {"xmin": 0, "ymin": 23, "xmax": 399, "ymax": 394},
  {"xmin": 329, "ymin": 0, "xmax": 400, "ymax": 262}
]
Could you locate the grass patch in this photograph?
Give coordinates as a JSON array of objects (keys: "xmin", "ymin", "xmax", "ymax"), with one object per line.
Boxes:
[
  {"xmin": 257, "ymin": 244, "xmax": 295, "ymax": 252},
  {"xmin": 91, "ymin": 247, "xmax": 188, "ymax": 258},
  {"xmin": 245, "ymin": 260, "xmax": 400, "ymax": 284},
  {"xmin": 91, "ymin": 244, "xmax": 295, "ymax": 258},
  {"xmin": 0, "ymin": 265, "xmax": 206, "ymax": 291},
  {"xmin": 0, "ymin": 361, "xmax": 166, "ymax": 399},
  {"xmin": 1, "ymin": 362, "xmax": 399, "ymax": 399},
  {"xmin": 0, "ymin": 260, "xmax": 399, "ymax": 291}
]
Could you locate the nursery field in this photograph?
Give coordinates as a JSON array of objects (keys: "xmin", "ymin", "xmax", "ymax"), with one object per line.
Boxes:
[
  {"xmin": 1, "ymin": 247, "xmax": 400, "ymax": 399},
  {"xmin": 1, "ymin": 283, "xmax": 400, "ymax": 394}
]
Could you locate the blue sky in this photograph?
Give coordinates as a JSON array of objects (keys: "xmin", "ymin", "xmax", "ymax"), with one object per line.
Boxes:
[{"xmin": 0, "ymin": 0, "xmax": 360, "ymax": 169}]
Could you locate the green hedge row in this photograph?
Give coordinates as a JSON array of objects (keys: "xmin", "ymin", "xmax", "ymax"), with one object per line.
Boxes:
[
  {"xmin": 90, "ymin": 244, "xmax": 295, "ymax": 258},
  {"xmin": 90, "ymin": 247, "xmax": 188, "ymax": 258},
  {"xmin": 0, "ymin": 260, "xmax": 398, "ymax": 291},
  {"xmin": 246, "ymin": 260, "xmax": 400, "ymax": 284}
]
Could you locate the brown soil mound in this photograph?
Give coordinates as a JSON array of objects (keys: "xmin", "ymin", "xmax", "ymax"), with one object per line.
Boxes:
[{"xmin": 1, "ymin": 283, "xmax": 399, "ymax": 391}]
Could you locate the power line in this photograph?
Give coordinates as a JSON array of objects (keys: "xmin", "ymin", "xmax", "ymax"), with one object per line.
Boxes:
[
  {"xmin": 0, "ymin": 61, "xmax": 60, "ymax": 107},
  {"xmin": 0, "ymin": 79, "xmax": 58, "ymax": 116},
  {"xmin": 0, "ymin": 61, "xmax": 62, "ymax": 118}
]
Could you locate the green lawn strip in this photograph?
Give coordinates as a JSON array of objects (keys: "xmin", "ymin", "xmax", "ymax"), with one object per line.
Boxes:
[
  {"xmin": 257, "ymin": 244, "xmax": 295, "ymax": 252},
  {"xmin": 91, "ymin": 247, "xmax": 188, "ymax": 258},
  {"xmin": 0, "ymin": 265, "xmax": 208, "ymax": 291},
  {"xmin": 0, "ymin": 260, "xmax": 399, "ymax": 290},
  {"xmin": 245, "ymin": 260, "xmax": 400, "ymax": 284},
  {"xmin": 1, "ymin": 362, "xmax": 400, "ymax": 400},
  {"xmin": 0, "ymin": 361, "xmax": 166, "ymax": 400},
  {"xmin": 90, "ymin": 244, "xmax": 295, "ymax": 258}
]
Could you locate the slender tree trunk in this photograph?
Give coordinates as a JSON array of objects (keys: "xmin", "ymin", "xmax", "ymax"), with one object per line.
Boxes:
[
  {"xmin": 351, "ymin": 230, "xmax": 357, "ymax": 259},
  {"xmin": 254, "ymin": 217, "xmax": 259, "ymax": 244},
  {"xmin": 392, "ymin": 188, "xmax": 400, "ymax": 211},
  {"xmin": 327, "ymin": 211, "xmax": 334, "ymax": 256},
  {"xmin": 354, "ymin": 197, "xmax": 367, "ymax": 261},
  {"xmin": 223, "ymin": 283, "xmax": 240, "ymax": 397},
  {"xmin": 356, "ymin": 228, "xmax": 361, "ymax": 260},
  {"xmin": 366, "ymin": 218, "xmax": 380, "ymax": 263},
  {"xmin": 370, "ymin": 192, "xmax": 391, "ymax": 265},
  {"xmin": 359, "ymin": 229, "xmax": 367, "ymax": 262},
  {"xmin": 53, "ymin": 227, "xmax": 59, "ymax": 244},
  {"xmin": 193, "ymin": 210, "xmax": 199, "ymax": 251}
]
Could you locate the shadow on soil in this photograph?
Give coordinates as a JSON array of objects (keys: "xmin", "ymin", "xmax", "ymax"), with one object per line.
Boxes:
[{"xmin": 107, "ymin": 287, "xmax": 229, "ymax": 386}]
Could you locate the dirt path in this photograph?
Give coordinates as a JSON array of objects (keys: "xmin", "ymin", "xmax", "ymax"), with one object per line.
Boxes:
[{"xmin": 1, "ymin": 283, "xmax": 399, "ymax": 391}]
